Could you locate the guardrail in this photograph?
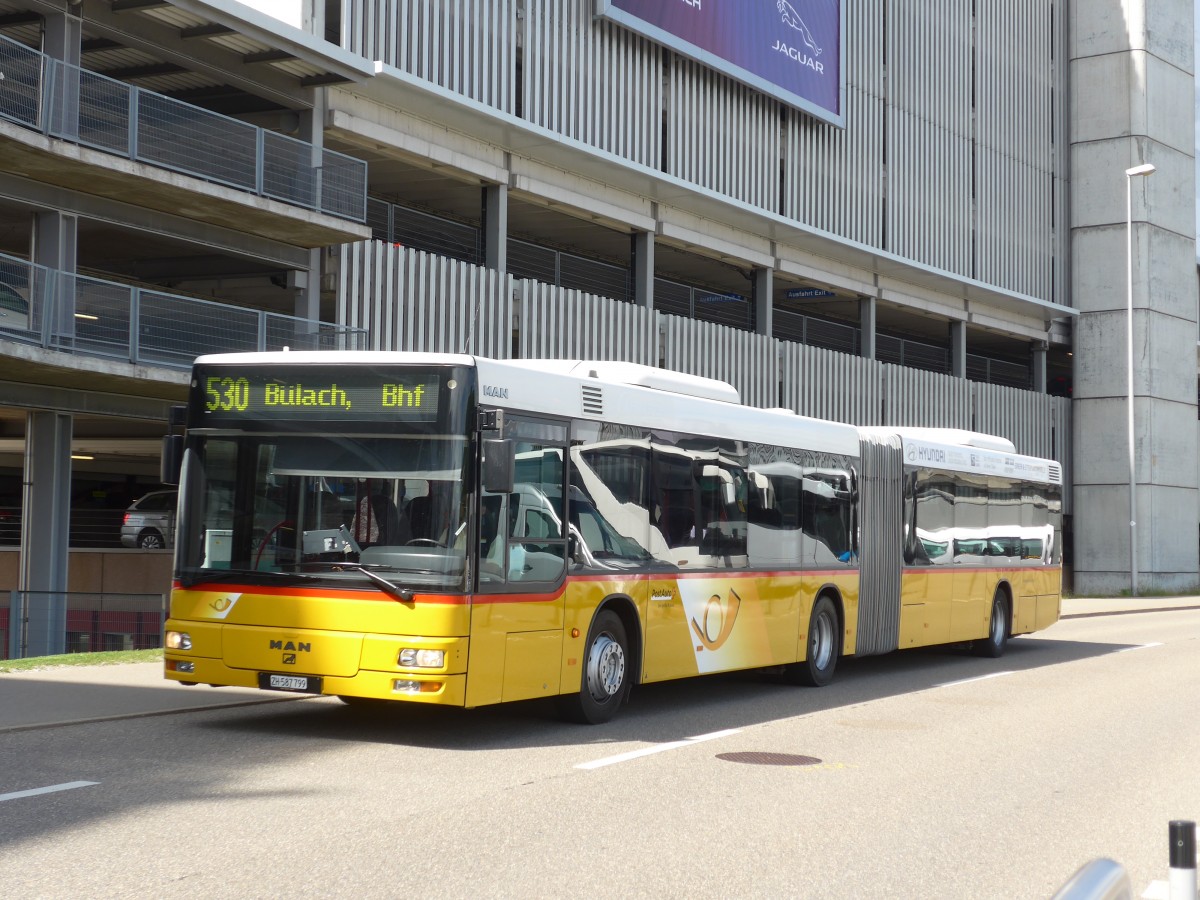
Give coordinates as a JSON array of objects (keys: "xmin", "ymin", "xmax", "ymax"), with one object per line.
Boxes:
[
  {"xmin": 368, "ymin": 198, "xmax": 1036, "ymax": 388},
  {"xmin": 0, "ymin": 32, "xmax": 366, "ymax": 222},
  {"xmin": 6, "ymin": 591, "xmax": 164, "ymax": 659},
  {"xmin": 0, "ymin": 251, "xmax": 366, "ymax": 366}
]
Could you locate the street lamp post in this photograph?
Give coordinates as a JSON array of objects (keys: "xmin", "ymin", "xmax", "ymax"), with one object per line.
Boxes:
[{"xmin": 1125, "ymin": 162, "xmax": 1155, "ymax": 597}]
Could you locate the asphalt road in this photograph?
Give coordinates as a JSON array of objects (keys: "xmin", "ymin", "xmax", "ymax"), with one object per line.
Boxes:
[{"xmin": 2, "ymin": 607, "xmax": 1198, "ymax": 899}]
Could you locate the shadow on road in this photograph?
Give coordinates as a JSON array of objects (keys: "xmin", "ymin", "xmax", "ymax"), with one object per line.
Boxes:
[
  {"xmin": 0, "ymin": 628, "xmax": 1151, "ymax": 856},
  {"xmin": 195, "ymin": 632, "xmax": 1134, "ymax": 752}
]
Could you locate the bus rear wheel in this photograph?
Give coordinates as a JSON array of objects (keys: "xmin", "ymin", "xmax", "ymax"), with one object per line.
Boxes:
[
  {"xmin": 558, "ymin": 610, "xmax": 629, "ymax": 724},
  {"xmin": 787, "ymin": 594, "xmax": 839, "ymax": 687},
  {"xmin": 973, "ymin": 591, "xmax": 1010, "ymax": 658}
]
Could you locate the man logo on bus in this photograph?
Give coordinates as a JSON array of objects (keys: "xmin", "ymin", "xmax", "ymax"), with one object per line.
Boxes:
[{"xmin": 691, "ymin": 588, "xmax": 743, "ymax": 651}]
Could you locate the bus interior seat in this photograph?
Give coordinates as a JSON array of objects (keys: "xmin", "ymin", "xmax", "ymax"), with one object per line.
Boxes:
[{"xmin": 407, "ymin": 494, "xmax": 431, "ymax": 540}]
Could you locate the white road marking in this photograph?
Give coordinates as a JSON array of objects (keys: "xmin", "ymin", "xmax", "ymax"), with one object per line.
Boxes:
[
  {"xmin": 1141, "ymin": 879, "xmax": 1167, "ymax": 899},
  {"xmin": 0, "ymin": 781, "xmax": 99, "ymax": 803},
  {"xmin": 1115, "ymin": 642, "xmax": 1164, "ymax": 653},
  {"xmin": 936, "ymin": 671, "xmax": 1014, "ymax": 688},
  {"xmin": 576, "ymin": 728, "xmax": 743, "ymax": 770}
]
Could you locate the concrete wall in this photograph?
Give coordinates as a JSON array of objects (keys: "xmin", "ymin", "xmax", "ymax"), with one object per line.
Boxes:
[
  {"xmin": 0, "ymin": 550, "xmax": 171, "ymax": 598},
  {"xmin": 1070, "ymin": 0, "xmax": 1200, "ymax": 593}
]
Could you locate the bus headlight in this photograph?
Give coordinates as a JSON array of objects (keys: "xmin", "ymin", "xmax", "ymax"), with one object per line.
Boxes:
[
  {"xmin": 165, "ymin": 631, "xmax": 192, "ymax": 650},
  {"xmin": 398, "ymin": 648, "xmax": 444, "ymax": 668}
]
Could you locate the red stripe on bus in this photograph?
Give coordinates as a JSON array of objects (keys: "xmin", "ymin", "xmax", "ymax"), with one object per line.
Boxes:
[{"xmin": 901, "ymin": 565, "xmax": 1062, "ymax": 574}]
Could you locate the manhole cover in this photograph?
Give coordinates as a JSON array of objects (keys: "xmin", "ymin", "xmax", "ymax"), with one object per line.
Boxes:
[{"xmin": 716, "ymin": 752, "xmax": 822, "ymax": 766}]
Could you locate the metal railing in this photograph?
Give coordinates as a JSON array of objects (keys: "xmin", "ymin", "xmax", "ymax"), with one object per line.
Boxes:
[
  {"xmin": 0, "ymin": 33, "xmax": 367, "ymax": 222},
  {"xmin": 0, "ymin": 252, "xmax": 366, "ymax": 367},
  {"xmin": 6, "ymin": 591, "xmax": 164, "ymax": 659},
  {"xmin": 366, "ymin": 200, "xmax": 1036, "ymax": 388}
]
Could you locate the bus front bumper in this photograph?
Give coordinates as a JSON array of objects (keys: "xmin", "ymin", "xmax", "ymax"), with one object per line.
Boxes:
[{"xmin": 164, "ymin": 655, "xmax": 467, "ymax": 706}]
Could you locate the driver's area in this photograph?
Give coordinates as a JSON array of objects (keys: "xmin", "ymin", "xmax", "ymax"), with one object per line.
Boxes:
[{"xmin": 183, "ymin": 434, "xmax": 469, "ymax": 589}]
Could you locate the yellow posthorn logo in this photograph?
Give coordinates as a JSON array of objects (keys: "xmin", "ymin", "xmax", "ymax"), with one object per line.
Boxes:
[
  {"xmin": 691, "ymin": 588, "xmax": 742, "ymax": 651},
  {"xmin": 210, "ymin": 597, "xmax": 233, "ymax": 612}
]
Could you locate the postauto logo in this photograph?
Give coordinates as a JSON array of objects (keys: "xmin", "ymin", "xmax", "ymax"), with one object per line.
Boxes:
[{"xmin": 690, "ymin": 588, "xmax": 743, "ymax": 651}]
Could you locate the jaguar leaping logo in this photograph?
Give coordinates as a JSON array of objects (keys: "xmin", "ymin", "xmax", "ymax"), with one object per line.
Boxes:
[{"xmin": 778, "ymin": 0, "xmax": 823, "ymax": 56}]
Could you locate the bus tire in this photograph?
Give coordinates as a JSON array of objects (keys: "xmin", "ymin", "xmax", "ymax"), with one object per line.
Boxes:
[
  {"xmin": 557, "ymin": 610, "xmax": 629, "ymax": 725},
  {"xmin": 972, "ymin": 590, "xmax": 1010, "ymax": 658},
  {"xmin": 787, "ymin": 594, "xmax": 840, "ymax": 687}
]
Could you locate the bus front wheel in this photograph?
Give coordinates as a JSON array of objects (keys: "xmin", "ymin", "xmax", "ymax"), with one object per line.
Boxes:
[
  {"xmin": 972, "ymin": 591, "xmax": 1010, "ymax": 658},
  {"xmin": 787, "ymin": 594, "xmax": 840, "ymax": 687},
  {"xmin": 558, "ymin": 610, "xmax": 629, "ymax": 725}
]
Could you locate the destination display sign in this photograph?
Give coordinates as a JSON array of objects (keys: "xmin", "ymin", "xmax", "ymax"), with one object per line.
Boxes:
[{"xmin": 190, "ymin": 365, "xmax": 443, "ymax": 425}]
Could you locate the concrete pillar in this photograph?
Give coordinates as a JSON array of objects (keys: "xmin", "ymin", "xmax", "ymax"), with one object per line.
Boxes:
[
  {"xmin": 1031, "ymin": 342, "xmax": 1048, "ymax": 393},
  {"xmin": 949, "ymin": 321, "xmax": 967, "ymax": 379},
  {"xmin": 20, "ymin": 412, "xmax": 72, "ymax": 656},
  {"xmin": 43, "ymin": 10, "xmax": 81, "ymax": 64},
  {"xmin": 858, "ymin": 295, "xmax": 876, "ymax": 360},
  {"xmin": 483, "ymin": 184, "xmax": 508, "ymax": 273},
  {"xmin": 303, "ymin": 0, "xmax": 326, "ymax": 38},
  {"xmin": 295, "ymin": 103, "xmax": 324, "ymax": 324},
  {"xmin": 33, "ymin": 210, "xmax": 77, "ymax": 342},
  {"xmin": 631, "ymin": 231, "xmax": 654, "ymax": 310},
  {"xmin": 753, "ymin": 267, "xmax": 773, "ymax": 337},
  {"xmin": 42, "ymin": 10, "xmax": 82, "ymax": 139},
  {"xmin": 1069, "ymin": 0, "xmax": 1199, "ymax": 593}
]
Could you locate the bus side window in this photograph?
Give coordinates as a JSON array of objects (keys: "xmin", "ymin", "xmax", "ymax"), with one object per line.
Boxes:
[
  {"xmin": 802, "ymin": 466, "xmax": 853, "ymax": 565},
  {"xmin": 911, "ymin": 470, "xmax": 953, "ymax": 565},
  {"xmin": 506, "ymin": 439, "xmax": 566, "ymax": 584},
  {"xmin": 477, "ymin": 493, "xmax": 506, "ymax": 582}
]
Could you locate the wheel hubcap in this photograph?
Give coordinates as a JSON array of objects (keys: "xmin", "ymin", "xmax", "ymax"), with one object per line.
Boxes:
[
  {"xmin": 811, "ymin": 610, "xmax": 834, "ymax": 669},
  {"xmin": 585, "ymin": 633, "xmax": 625, "ymax": 703}
]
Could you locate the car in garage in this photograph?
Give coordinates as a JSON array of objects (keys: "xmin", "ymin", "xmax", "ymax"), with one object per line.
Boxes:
[{"xmin": 120, "ymin": 490, "xmax": 178, "ymax": 549}]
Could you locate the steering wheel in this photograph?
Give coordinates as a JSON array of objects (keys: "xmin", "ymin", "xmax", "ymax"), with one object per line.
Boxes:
[
  {"xmin": 254, "ymin": 520, "xmax": 293, "ymax": 569},
  {"xmin": 406, "ymin": 537, "xmax": 446, "ymax": 548}
]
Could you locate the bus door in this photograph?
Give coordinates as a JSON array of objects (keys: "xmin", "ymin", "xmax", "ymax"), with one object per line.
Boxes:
[
  {"xmin": 468, "ymin": 416, "xmax": 569, "ymax": 707},
  {"xmin": 901, "ymin": 470, "xmax": 952, "ymax": 648},
  {"xmin": 567, "ymin": 424, "xmax": 653, "ymax": 678},
  {"xmin": 950, "ymin": 478, "xmax": 990, "ymax": 642}
]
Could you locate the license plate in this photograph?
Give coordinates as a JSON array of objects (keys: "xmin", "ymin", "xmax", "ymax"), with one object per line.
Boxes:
[{"xmin": 258, "ymin": 673, "xmax": 322, "ymax": 694}]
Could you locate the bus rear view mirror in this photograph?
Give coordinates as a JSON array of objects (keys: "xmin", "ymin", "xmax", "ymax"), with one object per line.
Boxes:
[
  {"xmin": 483, "ymin": 439, "xmax": 515, "ymax": 494},
  {"xmin": 161, "ymin": 434, "xmax": 184, "ymax": 485}
]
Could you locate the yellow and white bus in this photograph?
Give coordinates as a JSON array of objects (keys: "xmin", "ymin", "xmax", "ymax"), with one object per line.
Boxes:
[{"xmin": 162, "ymin": 352, "xmax": 1062, "ymax": 723}]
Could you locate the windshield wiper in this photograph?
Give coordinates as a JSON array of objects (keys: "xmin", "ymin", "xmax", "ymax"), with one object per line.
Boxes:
[{"xmin": 299, "ymin": 561, "xmax": 415, "ymax": 602}]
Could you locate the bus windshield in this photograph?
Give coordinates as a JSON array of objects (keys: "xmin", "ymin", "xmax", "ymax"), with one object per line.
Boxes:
[{"xmin": 175, "ymin": 433, "xmax": 470, "ymax": 591}]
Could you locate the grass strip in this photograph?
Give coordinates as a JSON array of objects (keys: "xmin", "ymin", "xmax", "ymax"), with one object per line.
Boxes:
[{"xmin": 0, "ymin": 649, "xmax": 163, "ymax": 674}]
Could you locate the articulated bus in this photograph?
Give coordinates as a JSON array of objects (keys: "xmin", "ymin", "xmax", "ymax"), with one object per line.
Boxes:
[{"xmin": 162, "ymin": 352, "xmax": 1062, "ymax": 723}]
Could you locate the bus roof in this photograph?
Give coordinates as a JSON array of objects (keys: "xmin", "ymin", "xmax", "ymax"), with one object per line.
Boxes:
[
  {"xmin": 475, "ymin": 356, "xmax": 861, "ymax": 456},
  {"xmin": 191, "ymin": 352, "xmax": 1057, "ymax": 470},
  {"xmin": 193, "ymin": 350, "xmax": 477, "ymax": 367},
  {"xmin": 860, "ymin": 427, "xmax": 1061, "ymax": 485},
  {"xmin": 192, "ymin": 351, "xmax": 857, "ymax": 457}
]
